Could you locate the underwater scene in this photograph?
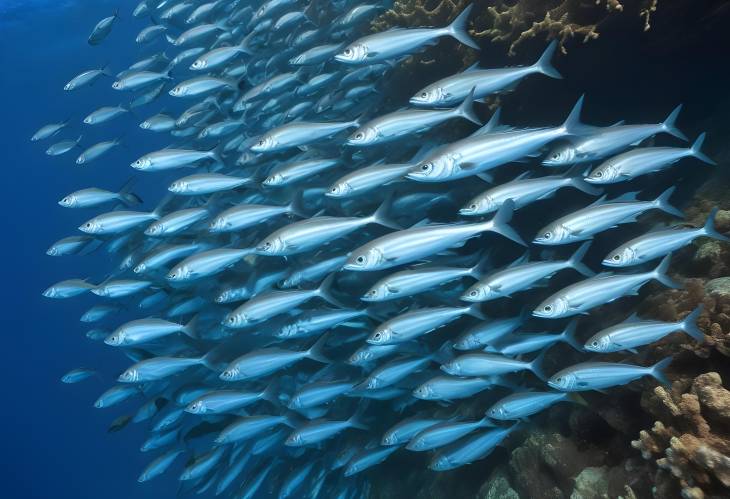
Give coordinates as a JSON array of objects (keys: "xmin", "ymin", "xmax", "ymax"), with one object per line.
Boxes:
[{"xmin": 5, "ymin": 0, "xmax": 730, "ymax": 498}]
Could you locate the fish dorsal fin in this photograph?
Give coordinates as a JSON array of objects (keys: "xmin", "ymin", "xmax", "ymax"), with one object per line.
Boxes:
[
  {"xmin": 621, "ymin": 312, "xmax": 642, "ymax": 324},
  {"xmin": 610, "ymin": 191, "xmax": 640, "ymax": 203},
  {"xmin": 609, "ymin": 120, "xmax": 626, "ymax": 127},
  {"xmin": 508, "ymin": 252, "xmax": 529, "ymax": 268},
  {"xmin": 512, "ymin": 171, "xmax": 531, "ymax": 182},
  {"xmin": 586, "ymin": 195, "xmax": 608, "ymax": 208},
  {"xmin": 464, "ymin": 60, "xmax": 481, "ymax": 72},
  {"xmin": 470, "ymin": 108, "xmax": 502, "ymax": 137}
]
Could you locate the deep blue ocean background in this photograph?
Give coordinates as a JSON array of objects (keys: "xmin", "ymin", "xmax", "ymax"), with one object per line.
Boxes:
[{"xmin": 1, "ymin": 1, "xmax": 729, "ymax": 499}]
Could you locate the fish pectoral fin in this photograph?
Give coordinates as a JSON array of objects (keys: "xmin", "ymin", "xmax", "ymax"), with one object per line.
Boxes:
[
  {"xmin": 627, "ymin": 348, "xmax": 639, "ymax": 354},
  {"xmin": 460, "ymin": 162, "xmax": 478, "ymax": 170},
  {"xmin": 366, "ymin": 51, "xmax": 380, "ymax": 58}
]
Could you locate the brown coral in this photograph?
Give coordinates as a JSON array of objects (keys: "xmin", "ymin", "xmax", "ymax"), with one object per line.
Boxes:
[
  {"xmin": 371, "ymin": 0, "xmax": 661, "ymax": 58},
  {"xmin": 632, "ymin": 373, "xmax": 730, "ymax": 498}
]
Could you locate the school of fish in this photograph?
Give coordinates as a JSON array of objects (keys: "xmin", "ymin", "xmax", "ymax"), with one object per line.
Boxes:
[{"xmin": 36, "ymin": 1, "xmax": 725, "ymax": 497}]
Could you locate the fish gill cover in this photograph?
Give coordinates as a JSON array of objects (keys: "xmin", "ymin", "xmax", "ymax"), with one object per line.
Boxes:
[{"xmin": 33, "ymin": 0, "xmax": 730, "ymax": 498}]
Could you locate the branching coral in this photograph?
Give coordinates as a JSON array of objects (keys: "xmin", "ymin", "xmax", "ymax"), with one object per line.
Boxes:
[
  {"xmin": 372, "ymin": 0, "xmax": 661, "ymax": 57},
  {"xmin": 632, "ymin": 373, "xmax": 730, "ymax": 498}
]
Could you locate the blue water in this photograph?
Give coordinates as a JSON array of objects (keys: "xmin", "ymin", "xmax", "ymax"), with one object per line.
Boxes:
[
  {"xmin": 1, "ymin": 2, "xmax": 172, "ymax": 498},
  {"xmin": 2, "ymin": 2, "xmax": 729, "ymax": 499}
]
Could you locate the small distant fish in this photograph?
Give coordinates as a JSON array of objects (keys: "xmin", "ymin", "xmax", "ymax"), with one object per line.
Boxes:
[
  {"xmin": 603, "ymin": 207, "xmax": 729, "ymax": 267},
  {"xmin": 533, "ymin": 255, "xmax": 679, "ymax": 319},
  {"xmin": 411, "ymin": 41, "xmax": 562, "ymax": 107},
  {"xmin": 345, "ymin": 201, "xmax": 523, "ymax": 271},
  {"xmin": 335, "ymin": 5, "xmax": 478, "ymax": 64},
  {"xmin": 429, "ymin": 425, "xmax": 516, "ymax": 471},
  {"xmin": 585, "ymin": 132, "xmax": 716, "ymax": 183},
  {"xmin": 533, "ymin": 188, "xmax": 683, "ymax": 246},
  {"xmin": 46, "ymin": 135, "xmax": 82, "ymax": 156},
  {"xmin": 76, "ymin": 138, "xmax": 122, "ymax": 165},
  {"xmin": 584, "ymin": 305, "xmax": 704, "ymax": 353},
  {"xmin": 488, "ymin": 391, "xmax": 575, "ymax": 420},
  {"xmin": 548, "ymin": 357, "xmax": 672, "ymax": 391},
  {"xmin": 88, "ymin": 9, "xmax": 118, "ymax": 45},
  {"xmin": 31, "ymin": 120, "xmax": 69, "ymax": 141},
  {"xmin": 462, "ymin": 243, "xmax": 592, "ymax": 302},
  {"xmin": 61, "ymin": 367, "xmax": 98, "ymax": 384},
  {"xmin": 543, "ymin": 104, "xmax": 687, "ymax": 166},
  {"xmin": 64, "ymin": 64, "xmax": 111, "ymax": 90}
]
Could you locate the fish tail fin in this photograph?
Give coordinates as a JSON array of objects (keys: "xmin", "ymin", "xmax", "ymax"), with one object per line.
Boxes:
[
  {"xmin": 530, "ymin": 349, "xmax": 548, "ymax": 382},
  {"xmin": 348, "ymin": 401, "xmax": 370, "ymax": 430},
  {"xmin": 567, "ymin": 393, "xmax": 589, "ymax": 407},
  {"xmin": 101, "ymin": 61, "xmax": 113, "ymax": 77},
  {"xmin": 75, "ymin": 135, "xmax": 83, "ymax": 147},
  {"xmin": 306, "ymin": 332, "xmax": 331, "ymax": 364},
  {"xmin": 466, "ymin": 303, "xmax": 487, "ymax": 320},
  {"xmin": 446, "ymin": 4, "xmax": 479, "ymax": 50},
  {"xmin": 467, "ymin": 250, "xmax": 492, "ymax": 278},
  {"xmin": 303, "ymin": 1, "xmax": 318, "ymax": 26},
  {"xmin": 287, "ymin": 190, "xmax": 308, "ymax": 218},
  {"xmin": 661, "ymin": 104, "xmax": 688, "ymax": 141},
  {"xmin": 199, "ymin": 351, "xmax": 218, "ymax": 371},
  {"xmin": 533, "ymin": 40, "xmax": 562, "ymax": 79},
  {"xmin": 680, "ymin": 304, "xmax": 705, "ymax": 343},
  {"xmin": 701, "ymin": 207, "xmax": 730, "ymax": 242},
  {"xmin": 689, "ymin": 132, "xmax": 717, "ymax": 165},
  {"xmin": 651, "ymin": 254, "xmax": 681, "ymax": 289},
  {"xmin": 454, "ymin": 87, "xmax": 481, "ymax": 125},
  {"xmin": 316, "ymin": 273, "xmax": 344, "ymax": 308},
  {"xmin": 433, "ymin": 340, "xmax": 455, "ymax": 364},
  {"xmin": 182, "ymin": 315, "xmax": 198, "ymax": 339},
  {"xmin": 490, "ymin": 200, "xmax": 526, "ymax": 246},
  {"xmin": 152, "ymin": 192, "xmax": 174, "ymax": 220},
  {"xmin": 567, "ymin": 165, "xmax": 602, "ymax": 195},
  {"xmin": 654, "ymin": 186, "xmax": 684, "ymax": 218},
  {"xmin": 238, "ymin": 32, "xmax": 256, "ymax": 55},
  {"xmin": 568, "ymin": 241, "xmax": 594, "ymax": 277},
  {"xmin": 650, "ymin": 356, "xmax": 673, "ymax": 386},
  {"xmin": 560, "ymin": 320, "xmax": 584, "ymax": 351},
  {"xmin": 477, "ymin": 108, "xmax": 502, "ymax": 135},
  {"xmin": 117, "ymin": 178, "xmax": 143, "ymax": 206},
  {"xmin": 261, "ymin": 380, "xmax": 279, "ymax": 404},
  {"xmin": 562, "ymin": 94, "xmax": 585, "ymax": 135},
  {"xmin": 371, "ymin": 193, "xmax": 400, "ymax": 230}
]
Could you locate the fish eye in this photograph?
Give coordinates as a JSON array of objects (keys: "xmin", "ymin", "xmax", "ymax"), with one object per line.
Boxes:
[
  {"xmin": 356, "ymin": 256, "xmax": 365, "ymax": 264},
  {"xmin": 258, "ymin": 139, "xmax": 264, "ymax": 146},
  {"xmin": 420, "ymin": 92, "xmax": 427, "ymax": 98},
  {"xmin": 374, "ymin": 332, "xmax": 381, "ymax": 340},
  {"xmin": 355, "ymin": 133, "xmax": 363, "ymax": 140},
  {"xmin": 85, "ymin": 223, "xmax": 91, "ymax": 228},
  {"xmin": 543, "ymin": 232, "xmax": 551, "ymax": 239},
  {"xmin": 227, "ymin": 316, "xmax": 235, "ymax": 324},
  {"xmin": 591, "ymin": 341, "xmax": 599, "ymax": 347},
  {"xmin": 612, "ymin": 255, "xmax": 620, "ymax": 261},
  {"xmin": 469, "ymin": 203, "xmax": 477, "ymax": 210},
  {"xmin": 469, "ymin": 290, "xmax": 478, "ymax": 297},
  {"xmin": 552, "ymin": 154, "xmax": 559, "ymax": 160},
  {"xmin": 556, "ymin": 377, "xmax": 562, "ymax": 382},
  {"xmin": 544, "ymin": 305, "xmax": 552, "ymax": 312},
  {"xmin": 596, "ymin": 171, "xmax": 603, "ymax": 177},
  {"xmin": 344, "ymin": 49, "xmax": 352, "ymax": 55}
]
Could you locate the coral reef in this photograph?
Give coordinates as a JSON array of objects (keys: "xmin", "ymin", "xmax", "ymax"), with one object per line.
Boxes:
[
  {"xmin": 632, "ymin": 373, "xmax": 730, "ymax": 498},
  {"xmin": 371, "ymin": 0, "xmax": 662, "ymax": 57}
]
